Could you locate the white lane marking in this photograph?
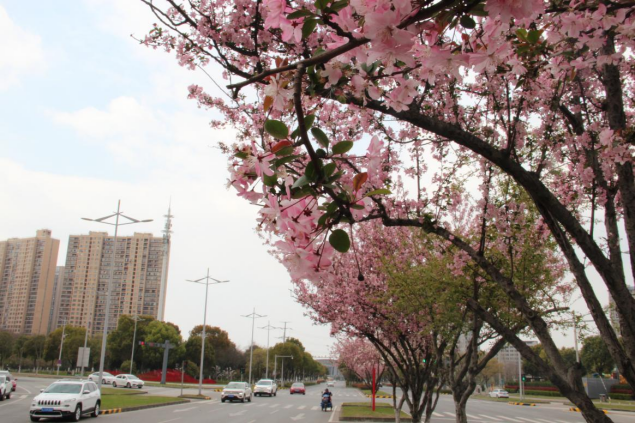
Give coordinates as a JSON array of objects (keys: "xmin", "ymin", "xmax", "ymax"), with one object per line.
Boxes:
[
  {"xmin": 284, "ymin": 404, "xmax": 293, "ymax": 409},
  {"xmin": 497, "ymin": 416, "xmax": 522, "ymax": 422},
  {"xmin": 433, "ymin": 412, "xmax": 444, "ymax": 417},
  {"xmin": 229, "ymin": 410, "xmax": 246, "ymax": 417},
  {"xmin": 328, "ymin": 405, "xmax": 339, "ymax": 423},
  {"xmin": 534, "ymin": 420, "xmax": 555, "ymax": 423},
  {"xmin": 173, "ymin": 407, "xmax": 197, "ymax": 413},
  {"xmin": 311, "ymin": 406, "xmax": 319, "ymax": 411},
  {"xmin": 257, "ymin": 403, "xmax": 268, "ymax": 407},
  {"xmin": 291, "ymin": 413, "xmax": 305, "ymax": 420},
  {"xmin": 20, "ymin": 395, "xmax": 27, "ymax": 399},
  {"xmin": 467, "ymin": 414, "xmax": 480, "ymax": 419},
  {"xmin": 159, "ymin": 419, "xmax": 182, "ymax": 423},
  {"xmin": 513, "ymin": 417, "xmax": 534, "ymax": 422},
  {"xmin": 297, "ymin": 405, "xmax": 306, "ymax": 410},
  {"xmin": 443, "ymin": 412, "xmax": 455, "ymax": 417},
  {"xmin": 18, "ymin": 385, "xmax": 32, "ymax": 395},
  {"xmin": 269, "ymin": 403, "xmax": 280, "ymax": 408},
  {"xmin": 479, "ymin": 414, "xmax": 501, "ymax": 420}
]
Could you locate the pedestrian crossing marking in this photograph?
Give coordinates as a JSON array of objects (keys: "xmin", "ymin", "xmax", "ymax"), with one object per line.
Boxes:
[
  {"xmin": 311, "ymin": 406, "xmax": 319, "ymax": 410},
  {"xmin": 467, "ymin": 414, "xmax": 480, "ymax": 419},
  {"xmin": 478, "ymin": 414, "xmax": 501, "ymax": 420},
  {"xmin": 433, "ymin": 412, "xmax": 444, "ymax": 417},
  {"xmin": 269, "ymin": 404, "xmax": 280, "ymax": 408},
  {"xmin": 297, "ymin": 405, "xmax": 306, "ymax": 410},
  {"xmin": 443, "ymin": 412, "xmax": 454, "ymax": 417},
  {"xmin": 284, "ymin": 404, "xmax": 293, "ymax": 409},
  {"xmin": 497, "ymin": 415, "xmax": 522, "ymax": 422}
]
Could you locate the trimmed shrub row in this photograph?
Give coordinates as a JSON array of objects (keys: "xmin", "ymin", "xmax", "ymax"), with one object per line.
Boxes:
[{"xmin": 609, "ymin": 393, "xmax": 634, "ymax": 400}]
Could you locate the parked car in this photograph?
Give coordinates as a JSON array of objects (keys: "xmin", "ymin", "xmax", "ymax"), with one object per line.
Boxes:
[
  {"xmin": 0, "ymin": 375, "xmax": 11, "ymax": 401},
  {"xmin": 254, "ymin": 379, "xmax": 277, "ymax": 397},
  {"xmin": 290, "ymin": 382, "xmax": 306, "ymax": 395},
  {"xmin": 88, "ymin": 372, "xmax": 116, "ymax": 385},
  {"xmin": 29, "ymin": 379, "xmax": 100, "ymax": 422},
  {"xmin": 0, "ymin": 371, "xmax": 16, "ymax": 392},
  {"xmin": 221, "ymin": 382, "xmax": 252, "ymax": 403},
  {"xmin": 112, "ymin": 374, "xmax": 144, "ymax": 389},
  {"xmin": 489, "ymin": 389, "xmax": 509, "ymax": 398}
]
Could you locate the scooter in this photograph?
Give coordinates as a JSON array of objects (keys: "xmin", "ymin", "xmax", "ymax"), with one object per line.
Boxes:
[{"xmin": 321, "ymin": 394, "xmax": 333, "ymax": 411}]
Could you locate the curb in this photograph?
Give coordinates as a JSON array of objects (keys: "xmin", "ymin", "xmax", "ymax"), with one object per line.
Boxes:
[
  {"xmin": 569, "ymin": 407, "xmax": 609, "ymax": 414},
  {"xmin": 508, "ymin": 402, "xmax": 536, "ymax": 406},
  {"xmin": 365, "ymin": 395, "xmax": 394, "ymax": 399},
  {"xmin": 179, "ymin": 395, "xmax": 211, "ymax": 400},
  {"xmin": 100, "ymin": 400, "xmax": 190, "ymax": 415},
  {"xmin": 214, "ymin": 389, "xmax": 222, "ymax": 392}
]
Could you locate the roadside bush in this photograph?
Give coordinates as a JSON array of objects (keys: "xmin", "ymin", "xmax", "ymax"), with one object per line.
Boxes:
[
  {"xmin": 609, "ymin": 393, "xmax": 634, "ymax": 401},
  {"xmin": 523, "ymin": 390, "xmax": 563, "ymax": 397}
]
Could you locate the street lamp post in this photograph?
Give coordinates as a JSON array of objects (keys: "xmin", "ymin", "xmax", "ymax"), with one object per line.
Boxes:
[
  {"xmin": 82, "ymin": 200, "xmax": 153, "ymax": 390},
  {"xmin": 274, "ymin": 355, "xmax": 293, "ymax": 386},
  {"xmin": 259, "ymin": 322, "xmax": 279, "ymax": 379},
  {"xmin": 243, "ymin": 309, "xmax": 266, "ymax": 385},
  {"xmin": 56, "ymin": 319, "xmax": 67, "ymax": 376},
  {"xmin": 130, "ymin": 315, "xmax": 145, "ymax": 374},
  {"xmin": 79, "ymin": 321, "xmax": 90, "ymax": 376},
  {"xmin": 187, "ymin": 269, "xmax": 229, "ymax": 396}
]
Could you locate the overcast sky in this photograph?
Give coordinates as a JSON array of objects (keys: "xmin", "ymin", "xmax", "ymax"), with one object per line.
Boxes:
[
  {"xmin": 1, "ymin": 0, "xmax": 613, "ymax": 356},
  {"xmin": 0, "ymin": 0, "xmax": 335, "ymax": 357}
]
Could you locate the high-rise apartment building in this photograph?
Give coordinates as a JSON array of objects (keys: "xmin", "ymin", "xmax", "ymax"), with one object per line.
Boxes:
[
  {"xmin": 497, "ymin": 340, "xmax": 539, "ymax": 364},
  {"xmin": 0, "ymin": 230, "xmax": 60, "ymax": 334},
  {"xmin": 47, "ymin": 266, "xmax": 65, "ymax": 333},
  {"xmin": 57, "ymin": 231, "xmax": 169, "ymax": 336}
]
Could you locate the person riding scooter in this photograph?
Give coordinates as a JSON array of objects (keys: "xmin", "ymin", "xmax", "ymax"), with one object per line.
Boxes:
[{"xmin": 321, "ymin": 388, "xmax": 333, "ymax": 411}]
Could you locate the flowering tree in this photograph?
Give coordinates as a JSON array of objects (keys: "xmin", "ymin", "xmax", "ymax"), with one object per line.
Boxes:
[
  {"xmin": 333, "ymin": 338, "xmax": 384, "ymax": 392},
  {"xmin": 140, "ymin": 0, "xmax": 634, "ymax": 421}
]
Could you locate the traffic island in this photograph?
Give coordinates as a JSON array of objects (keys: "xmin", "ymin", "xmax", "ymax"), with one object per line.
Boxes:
[
  {"xmin": 508, "ymin": 402, "xmax": 536, "ymax": 406},
  {"xmin": 179, "ymin": 394, "xmax": 211, "ymax": 400},
  {"xmin": 362, "ymin": 389, "xmax": 394, "ymax": 399},
  {"xmin": 568, "ymin": 407, "xmax": 609, "ymax": 414},
  {"xmin": 101, "ymin": 392, "xmax": 189, "ymax": 414},
  {"xmin": 340, "ymin": 402, "xmax": 411, "ymax": 422}
]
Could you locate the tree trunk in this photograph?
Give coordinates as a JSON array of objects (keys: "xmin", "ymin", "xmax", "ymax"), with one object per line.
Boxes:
[{"xmin": 452, "ymin": 389, "xmax": 468, "ymax": 423}]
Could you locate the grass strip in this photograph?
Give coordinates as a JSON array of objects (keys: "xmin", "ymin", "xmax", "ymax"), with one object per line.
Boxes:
[
  {"xmin": 361, "ymin": 389, "xmax": 392, "ymax": 397},
  {"xmin": 341, "ymin": 402, "xmax": 410, "ymax": 420},
  {"xmin": 101, "ymin": 387, "xmax": 145, "ymax": 396},
  {"xmin": 565, "ymin": 401, "xmax": 635, "ymax": 412},
  {"xmin": 472, "ymin": 395, "xmax": 551, "ymax": 404},
  {"xmin": 101, "ymin": 395, "xmax": 184, "ymax": 410}
]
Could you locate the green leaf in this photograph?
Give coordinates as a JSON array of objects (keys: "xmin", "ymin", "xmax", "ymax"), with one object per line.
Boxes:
[
  {"xmin": 292, "ymin": 186, "xmax": 313, "ymax": 199},
  {"xmin": 332, "ymin": 140, "xmax": 354, "ymax": 155},
  {"xmin": 364, "ymin": 188, "xmax": 392, "ymax": 197},
  {"xmin": 329, "ymin": 229, "xmax": 350, "ymax": 253},
  {"xmin": 287, "ymin": 9, "xmax": 315, "ymax": 19},
  {"xmin": 350, "ymin": 204, "xmax": 365, "ymax": 210},
  {"xmin": 274, "ymin": 154, "xmax": 302, "ymax": 167},
  {"xmin": 265, "ymin": 120, "xmax": 289, "ymax": 139},
  {"xmin": 302, "ymin": 19, "xmax": 318, "ymax": 39},
  {"xmin": 330, "ymin": 0, "xmax": 349, "ymax": 12},
  {"xmin": 311, "ymin": 127, "xmax": 329, "ymax": 148},
  {"xmin": 460, "ymin": 15, "xmax": 476, "ymax": 29},
  {"xmin": 326, "ymin": 202, "xmax": 338, "ymax": 213},
  {"xmin": 274, "ymin": 146, "xmax": 295, "ymax": 156},
  {"xmin": 305, "ymin": 161, "xmax": 319, "ymax": 182},
  {"xmin": 323, "ymin": 162, "xmax": 337, "ymax": 178},
  {"xmin": 469, "ymin": 3, "xmax": 488, "ymax": 16},
  {"xmin": 262, "ymin": 173, "xmax": 278, "ymax": 187},
  {"xmin": 515, "ymin": 28, "xmax": 528, "ymax": 42},
  {"xmin": 304, "ymin": 114, "xmax": 316, "ymax": 130},
  {"xmin": 235, "ymin": 151, "xmax": 249, "ymax": 159},
  {"xmin": 292, "ymin": 175, "xmax": 310, "ymax": 189},
  {"xmin": 316, "ymin": 148, "xmax": 327, "ymax": 158},
  {"xmin": 314, "ymin": 0, "xmax": 330, "ymax": 10},
  {"xmin": 527, "ymin": 30, "xmax": 542, "ymax": 44}
]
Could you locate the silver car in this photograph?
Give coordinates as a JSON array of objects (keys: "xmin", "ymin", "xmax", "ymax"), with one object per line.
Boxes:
[
  {"xmin": 112, "ymin": 374, "xmax": 144, "ymax": 389},
  {"xmin": 88, "ymin": 372, "xmax": 116, "ymax": 385},
  {"xmin": 254, "ymin": 379, "xmax": 277, "ymax": 397},
  {"xmin": 221, "ymin": 381, "xmax": 252, "ymax": 403}
]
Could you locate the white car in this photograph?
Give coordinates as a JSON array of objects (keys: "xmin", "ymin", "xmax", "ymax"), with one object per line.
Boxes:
[
  {"xmin": 326, "ymin": 380, "xmax": 335, "ymax": 387},
  {"xmin": 489, "ymin": 389, "xmax": 509, "ymax": 398},
  {"xmin": 29, "ymin": 380, "xmax": 100, "ymax": 422},
  {"xmin": 254, "ymin": 379, "xmax": 277, "ymax": 397},
  {"xmin": 0, "ymin": 375, "xmax": 11, "ymax": 401},
  {"xmin": 88, "ymin": 372, "xmax": 116, "ymax": 385},
  {"xmin": 221, "ymin": 381, "xmax": 252, "ymax": 403},
  {"xmin": 112, "ymin": 374, "xmax": 144, "ymax": 389}
]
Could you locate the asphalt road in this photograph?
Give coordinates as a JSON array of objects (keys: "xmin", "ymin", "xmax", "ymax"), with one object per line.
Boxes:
[{"xmin": 2, "ymin": 377, "xmax": 635, "ymax": 423}]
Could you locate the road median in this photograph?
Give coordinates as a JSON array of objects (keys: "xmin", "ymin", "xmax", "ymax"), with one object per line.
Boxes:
[{"xmin": 339, "ymin": 402, "xmax": 410, "ymax": 423}]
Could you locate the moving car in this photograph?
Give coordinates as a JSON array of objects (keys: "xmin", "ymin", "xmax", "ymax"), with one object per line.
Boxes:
[
  {"xmin": 326, "ymin": 380, "xmax": 335, "ymax": 387},
  {"xmin": 29, "ymin": 379, "xmax": 100, "ymax": 422},
  {"xmin": 489, "ymin": 389, "xmax": 509, "ymax": 398},
  {"xmin": 0, "ymin": 371, "xmax": 16, "ymax": 392},
  {"xmin": 88, "ymin": 372, "xmax": 116, "ymax": 385},
  {"xmin": 0, "ymin": 375, "xmax": 11, "ymax": 401},
  {"xmin": 290, "ymin": 382, "xmax": 305, "ymax": 395},
  {"xmin": 112, "ymin": 374, "xmax": 144, "ymax": 389},
  {"xmin": 221, "ymin": 381, "xmax": 252, "ymax": 403},
  {"xmin": 254, "ymin": 379, "xmax": 277, "ymax": 397}
]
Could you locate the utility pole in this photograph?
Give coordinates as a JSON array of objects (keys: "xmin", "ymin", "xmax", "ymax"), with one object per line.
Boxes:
[
  {"xmin": 259, "ymin": 321, "xmax": 279, "ymax": 379},
  {"xmin": 280, "ymin": 321, "xmax": 293, "ymax": 343},
  {"xmin": 518, "ymin": 352, "xmax": 523, "ymax": 401},
  {"xmin": 130, "ymin": 315, "xmax": 145, "ymax": 374},
  {"xmin": 80, "ymin": 321, "xmax": 90, "ymax": 376},
  {"xmin": 82, "ymin": 200, "xmax": 152, "ymax": 390},
  {"xmin": 158, "ymin": 203, "xmax": 173, "ymax": 322},
  {"xmin": 187, "ymin": 269, "xmax": 229, "ymax": 395},
  {"xmin": 57, "ymin": 319, "xmax": 67, "ymax": 376},
  {"xmin": 243, "ymin": 308, "xmax": 266, "ymax": 385},
  {"xmin": 573, "ymin": 311, "xmax": 580, "ymax": 363}
]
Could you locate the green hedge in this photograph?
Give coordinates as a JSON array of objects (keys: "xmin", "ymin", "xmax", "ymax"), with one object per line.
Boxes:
[
  {"xmin": 523, "ymin": 390, "xmax": 563, "ymax": 397},
  {"xmin": 609, "ymin": 393, "xmax": 634, "ymax": 400}
]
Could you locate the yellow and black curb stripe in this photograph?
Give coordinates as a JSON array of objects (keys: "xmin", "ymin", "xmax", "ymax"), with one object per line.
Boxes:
[
  {"xmin": 365, "ymin": 395, "xmax": 394, "ymax": 399},
  {"xmin": 508, "ymin": 402, "xmax": 536, "ymax": 406},
  {"xmin": 214, "ymin": 389, "xmax": 223, "ymax": 392},
  {"xmin": 569, "ymin": 407, "xmax": 609, "ymax": 414},
  {"xmin": 179, "ymin": 395, "xmax": 211, "ymax": 400},
  {"xmin": 101, "ymin": 408, "xmax": 122, "ymax": 415}
]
